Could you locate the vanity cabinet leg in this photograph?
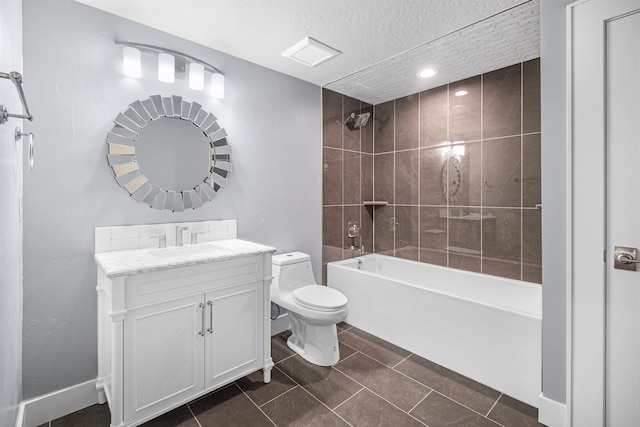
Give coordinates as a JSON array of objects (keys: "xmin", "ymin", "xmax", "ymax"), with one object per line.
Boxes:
[{"xmin": 263, "ymin": 357, "xmax": 274, "ymax": 383}]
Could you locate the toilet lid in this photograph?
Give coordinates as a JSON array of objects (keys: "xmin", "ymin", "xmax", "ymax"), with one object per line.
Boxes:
[{"xmin": 292, "ymin": 285, "xmax": 348, "ymax": 311}]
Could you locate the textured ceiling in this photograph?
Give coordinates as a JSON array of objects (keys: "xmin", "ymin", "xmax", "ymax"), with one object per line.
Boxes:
[
  {"xmin": 74, "ymin": 0, "xmax": 538, "ymax": 105},
  {"xmin": 327, "ymin": 0, "xmax": 540, "ymax": 104}
]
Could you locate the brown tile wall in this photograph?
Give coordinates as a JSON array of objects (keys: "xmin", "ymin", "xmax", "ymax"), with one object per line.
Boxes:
[{"xmin": 322, "ymin": 59, "xmax": 541, "ymax": 284}]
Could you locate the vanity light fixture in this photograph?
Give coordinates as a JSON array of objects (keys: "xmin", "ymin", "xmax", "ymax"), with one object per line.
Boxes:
[
  {"xmin": 116, "ymin": 41, "xmax": 225, "ymax": 99},
  {"xmin": 417, "ymin": 68, "xmax": 439, "ymax": 78},
  {"xmin": 454, "ymin": 90, "xmax": 469, "ymax": 97}
]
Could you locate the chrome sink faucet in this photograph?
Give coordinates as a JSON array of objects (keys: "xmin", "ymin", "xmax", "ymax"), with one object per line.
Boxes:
[{"xmin": 176, "ymin": 226, "xmax": 188, "ymax": 246}]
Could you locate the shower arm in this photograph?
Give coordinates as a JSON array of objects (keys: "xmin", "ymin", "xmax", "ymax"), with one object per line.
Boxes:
[{"xmin": 1, "ymin": 71, "xmax": 34, "ymax": 124}]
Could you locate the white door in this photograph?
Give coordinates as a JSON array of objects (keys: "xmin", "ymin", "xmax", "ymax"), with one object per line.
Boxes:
[
  {"xmin": 124, "ymin": 294, "xmax": 205, "ymax": 423},
  {"xmin": 606, "ymin": 10, "xmax": 640, "ymax": 425},
  {"xmin": 570, "ymin": 0, "xmax": 640, "ymax": 425},
  {"xmin": 205, "ymin": 282, "xmax": 261, "ymax": 389}
]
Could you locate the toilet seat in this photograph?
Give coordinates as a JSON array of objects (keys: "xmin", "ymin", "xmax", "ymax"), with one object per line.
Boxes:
[{"xmin": 293, "ymin": 285, "xmax": 347, "ymax": 312}]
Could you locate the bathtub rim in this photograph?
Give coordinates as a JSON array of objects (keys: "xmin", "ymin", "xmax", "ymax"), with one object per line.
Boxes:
[{"xmin": 328, "ymin": 254, "xmax": 542, "ymax": 320}]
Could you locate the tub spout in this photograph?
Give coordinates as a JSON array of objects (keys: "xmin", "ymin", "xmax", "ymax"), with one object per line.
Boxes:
[{"xmin": 351, "ymin": 244, "xmax": 365, "ymax": 254}]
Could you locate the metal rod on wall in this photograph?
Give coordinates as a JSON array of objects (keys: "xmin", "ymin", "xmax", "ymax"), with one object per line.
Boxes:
[{"xmin": 1, "ymin": 71, "xmax": 34, "ymax": 124}]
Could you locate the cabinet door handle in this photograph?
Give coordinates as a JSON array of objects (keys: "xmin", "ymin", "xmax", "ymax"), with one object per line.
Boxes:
[
  {"xmin": 198, "ymin": 303, "xmax": 205, "ymax": 336},
  {"xmin": 207, "ymin": 301, "xmax": 213, "ymax": 334}
]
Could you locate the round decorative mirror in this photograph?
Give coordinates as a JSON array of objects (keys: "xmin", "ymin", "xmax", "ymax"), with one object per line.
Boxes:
[
  {"xmin": 441, "ymin": 155, "xmax": 462, "ymax": 203},
  {"xmin": 106, "ymin": 95, "xmax": 232, "ymax": 211}
]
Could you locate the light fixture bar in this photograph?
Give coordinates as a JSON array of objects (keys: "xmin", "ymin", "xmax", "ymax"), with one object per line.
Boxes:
[{"xmin": 115, "ymin": 41, "xmax": 224, "ymax": 75}]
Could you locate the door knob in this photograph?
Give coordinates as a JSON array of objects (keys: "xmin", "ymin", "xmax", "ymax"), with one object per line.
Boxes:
[{"xmin": 614, "ymin": 246, "xmax": 639, "ymax": 271}]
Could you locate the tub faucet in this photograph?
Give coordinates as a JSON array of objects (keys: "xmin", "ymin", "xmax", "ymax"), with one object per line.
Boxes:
[
  {"xmin": 176, "ymin": 226, "xmax": 188, "ymax": 246},
  {"xmin": 357, "ymin": 259, "xmax": 363, "ymax": 270}
]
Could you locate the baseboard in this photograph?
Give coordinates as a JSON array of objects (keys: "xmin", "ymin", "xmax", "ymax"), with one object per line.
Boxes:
[
  {"xmin": 21, "ymin": 379, "xmax": 99, "ymax": 427},
  {"xmin": 271, "ymin": 312, "xmax": 290, "ymax": 336},
  {"xmin": 538, "ymin": 393, "xmax": 567, "ymax": 427},
  {"xmin": 14, "ymin": 402, "xmax": 25, "ymax": 427}
]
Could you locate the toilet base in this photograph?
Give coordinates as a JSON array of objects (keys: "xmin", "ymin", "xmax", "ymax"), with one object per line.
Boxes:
[{"xmin": 287, "ymin": 314, "xmax": 340, "ymax": 366}]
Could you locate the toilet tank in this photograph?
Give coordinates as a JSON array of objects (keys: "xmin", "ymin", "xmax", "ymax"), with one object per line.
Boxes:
[{"xmin": 272, "ymin": 252, "xmax": 317, "ymax": 295}]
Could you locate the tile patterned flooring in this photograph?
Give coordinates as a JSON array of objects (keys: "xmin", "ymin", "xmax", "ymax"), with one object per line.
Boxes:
[{"xmin": 39, "ymin": 324, "xmax": 545, "ymax": 427}]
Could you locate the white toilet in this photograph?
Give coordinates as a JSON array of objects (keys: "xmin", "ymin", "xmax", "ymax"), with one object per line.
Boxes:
[{"xmin": 271, "ymin": 252, "xmax": 348, "ymax": 366}]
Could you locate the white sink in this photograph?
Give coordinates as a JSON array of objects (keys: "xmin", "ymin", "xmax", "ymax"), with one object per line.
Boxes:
[{"xmin": 150, "ymin": 245, "xmax": 223, "ymax": 259}]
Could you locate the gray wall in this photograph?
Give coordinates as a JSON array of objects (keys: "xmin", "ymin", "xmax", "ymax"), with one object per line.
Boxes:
[
  {"xmin": 22, "ymin": 0, "xmax": 321, "ymax": 399},
  {"xmin": 540, "ymin": 0, "xmax": 573, "ymax": 404},
  {"xmin": 0, "ymin": 0, "xmax": 23, "ymax": 423}
]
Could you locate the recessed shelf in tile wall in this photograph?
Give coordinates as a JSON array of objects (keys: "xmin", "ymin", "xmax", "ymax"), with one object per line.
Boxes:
[{"xmin": 362, "ymin": 201, "xmax": 389, "ymax": 206}]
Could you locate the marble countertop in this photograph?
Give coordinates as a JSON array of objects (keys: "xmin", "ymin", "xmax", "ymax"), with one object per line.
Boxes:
[{"xmin": 95, "ymin": 239, "xmax": 276, "ymax": 278}]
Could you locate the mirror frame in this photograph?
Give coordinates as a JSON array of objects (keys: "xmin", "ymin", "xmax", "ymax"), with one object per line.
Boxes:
[{"xmin": 106, "ymin": 95, "xmax": 232, "ymax": 212}]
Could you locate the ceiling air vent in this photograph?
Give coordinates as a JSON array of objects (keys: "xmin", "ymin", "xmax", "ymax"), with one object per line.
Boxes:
[{"xmin": 281, "ymin": 37, "xmax": 341, "ymax": 67}]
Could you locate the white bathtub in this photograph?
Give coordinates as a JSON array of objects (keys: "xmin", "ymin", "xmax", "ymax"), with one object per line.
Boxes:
[{"xmin": 327, "ymin": 254, "xmax": 541, "ymax": 407}]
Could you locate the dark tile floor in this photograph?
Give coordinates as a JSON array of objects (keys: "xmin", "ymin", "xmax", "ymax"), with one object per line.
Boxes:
[{"xmin": 39, "ymin": 324, "xmax": 545, "ymax": 427}]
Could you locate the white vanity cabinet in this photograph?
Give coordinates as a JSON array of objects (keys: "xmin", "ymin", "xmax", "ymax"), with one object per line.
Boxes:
[{"xmin": 95, "ymin": 241, "xmax": 274, "ymax": 427}]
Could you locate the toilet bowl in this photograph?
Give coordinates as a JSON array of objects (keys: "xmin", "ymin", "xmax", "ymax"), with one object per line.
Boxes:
[{"xmin": 271, "ymin": 252, "xmax": 348, "ymax": 366}]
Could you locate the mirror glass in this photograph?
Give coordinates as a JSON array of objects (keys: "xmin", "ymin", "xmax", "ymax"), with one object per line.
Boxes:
[
  {"xmin": 135, "ymin": 117, "xmax": 211, "ymax": 191},
  {"xmin": 106, "ymin": 95, "xmax": 232, "ymax": 212}
]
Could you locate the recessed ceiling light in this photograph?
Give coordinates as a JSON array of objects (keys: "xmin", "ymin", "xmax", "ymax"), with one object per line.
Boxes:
[
  {"xmin": 454, "ymin": 90, "xmax": 469, "ymax": 97},
  {"xmin": 282, "ymin": 37, "xmax": 341, "ymax": 67},
  {"xmin": 417, "ymin": 68, "xmax": 438, "ymax": 78}
]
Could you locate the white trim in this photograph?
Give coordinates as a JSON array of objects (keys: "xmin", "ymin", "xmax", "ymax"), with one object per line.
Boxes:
[
  {"xmin": 539, "ymin": 393, "xmax": 568, "ymax": 427},
  {"xmin": 20, "ymin": 379, "xmax": 99, "ymax": 427},
  {"xmin": 565, "ymin": 4, "xmax": 575, "ymax": 426}
]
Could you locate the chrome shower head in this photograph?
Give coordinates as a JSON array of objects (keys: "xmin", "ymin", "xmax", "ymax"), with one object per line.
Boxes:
[{"xmin": 344, "ymin": 112, "xmax": 371, "ymax": 131}]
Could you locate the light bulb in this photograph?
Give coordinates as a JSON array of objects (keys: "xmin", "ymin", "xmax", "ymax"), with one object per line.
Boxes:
[
  {"xmin": 417, "ymin": 68, "xmax": 438, "ymax": 78},
  {"xmin": 189, "ymin": 63, "xmax": 205, "ymax": 90},
  {"xmin": 122, "ymin": 47, "xmax": 141, "ymax": 78},
  {"xmin": 158, "ymin": 52, "xmax": 175, "ymax": 83}
]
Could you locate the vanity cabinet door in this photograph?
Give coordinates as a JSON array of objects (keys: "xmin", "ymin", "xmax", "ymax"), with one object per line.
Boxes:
[
  {"xmin": 204, "ymin": 281, "xmax": 263, "ymax": 389},
  {"xmin": 123, "ymin": 294, "xmax": 205, "ymax": 424}
]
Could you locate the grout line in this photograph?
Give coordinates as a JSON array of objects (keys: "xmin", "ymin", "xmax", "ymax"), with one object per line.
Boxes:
[
  {"xmin": 336, "ymin": 347, "xmax": 360, "ymax": 363},
  {"xmin": 429, "ymin": 389, "xmax": 508, "ymax": 427},
  {"xmin": 486, "ymin": 392, "xmax": 503, "ymax": 417},
  {"xmin": 446, "ymin": 82, "xmax": 451, "ymax": 269},
  {"xmin": 372, "ymin": 104, "xmax": 376, "ymax": 253},
  {"xmin": 332, "ymin": 364, "xmax": 429, "ymax": 427},
  {"xmin": 417, "ymin": 92, "xmax": 422, "ymax": 261},
  {"xmin": 337, "ymin": 323, "xmax": 353, "ymax": 334},
  {"xmin": 392, "ymin": 352, "xmax": 413, "ymax": 369},
  {"xmin": 237, "ymin": 383, "xmax": 279, "ymax": 427},
  {"xmin": 256, "ymin": 378, "xmax": 299, "ymax": 408},
  {"xmin": 347, "ymin": 351, "xmax": 435, "ymax": 390},
  {"xmin": 408, "ymin": 389, "xmax": 432, "ymax": 413},
  {"xmin": 275, "ymin": 358, "xmax": 357, "ymax": 427},
  {"xmin": 480, "ymin": 73, "xmax": 484, "ymax": 274},
  {"xmin": 520, "ymin": 62, "xmax": 525, "ymax": 282},
  {"xmin": 392, "ymin": 98, "xmax": 396, "ymax": 257},
  {"xmin": 332, "ymin": 386, "xmax": 366, "ymax": 412},
  {"xmin": 186, "ymin": 403, "xmax": 204, "ymax": 427},
  {"xmin": 273, "ymin": 351, "xmax": 297, "ymax": 365},
  {"xmin": 295, "ymin": 381, "xmax": 356, "ymax": 427}
]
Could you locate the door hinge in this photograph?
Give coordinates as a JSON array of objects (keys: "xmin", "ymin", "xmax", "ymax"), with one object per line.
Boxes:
[{"xmin": 604, "ymin": 249, "xmax": 607, "ymax": 263}]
